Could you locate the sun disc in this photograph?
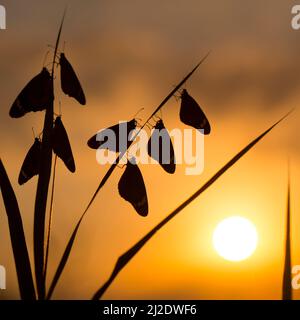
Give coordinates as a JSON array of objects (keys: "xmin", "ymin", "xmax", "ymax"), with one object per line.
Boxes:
[{"xmin": 213, "ymin": 216, "xmax": 258, "ymax": 262}]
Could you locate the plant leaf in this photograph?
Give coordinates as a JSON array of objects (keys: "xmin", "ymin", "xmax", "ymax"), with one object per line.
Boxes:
[
  {"xmin": 0, "ymin": 159, "xmax": 36, "ymax": 300},
  {"xmin": 46, "ymin": 216, "xmax": 83, "ymax": 299},
  {"xmin": 92, "ymin": 111, "xmax": 292, "ymax": 300},
  {"xmin": 33, "ymin": 9, "xmax": 66, "ymax": 300},
  {"xmin": 282, "ymin": 164, "xmax": 292, "ymax": 300}
]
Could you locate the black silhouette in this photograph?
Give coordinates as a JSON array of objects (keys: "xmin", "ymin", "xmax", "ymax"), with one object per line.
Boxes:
[
  {"xmin": 92, "ymin": 113, "xmax": 291, "ymax": 300},
  {"xmin": 87, "ymin": 119, "xmax": 137, "ymax": 152},
  {"xmin": 282, "ymin": 167, "xmax": 292, "ymax": 300},
  {"xmin": 52, "ymin": 116, "xmax": 76, "ymax": 173},
  {"xmin": 60, "ymin": 53, "xmax": 86, "ymax": 105},
  {"xmin": 0, "ymin": 159, "xmax": 36, "ymax": 300},
  {"xmin": 147, "ymin": 119, "xmax": 175, "ymax": 174},
  {"xmin": 118, "ymin": 159, "xmax": 148, "ymax": 217},
  {"xmin": 47, "ymin": 58, "xmax": 211, "ymax": 300},
  {"xmin": 180, "ymin": 89, "xmax": 211, "ymax": 134},
  {"xmin": 9, "ymin": 68, "xmax": 53, "ymax": 118},
  {"xmin": 18, "ymin": 138, "xmax": 42, "ymax": 185}
]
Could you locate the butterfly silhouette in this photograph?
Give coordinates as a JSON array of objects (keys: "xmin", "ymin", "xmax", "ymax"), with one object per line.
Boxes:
[
  {"xmin": 52, "ymin": 116, "xmax": 76, "ymax": 173},
  {"xmin": 147, "ymin": 119, "xmax": 175, "ymax": 174},
  {"xmin": 60, "ymin": 53, "xmax": 86, "ymax": 105},
  {"xmin": 180, "ymin": 89, "xmax": 211, "ymax": 134},
  {"xmin": 10, "ymin": 68, "xmax": 53, "ymax": 118},
  {"xmin": 18, "ymin": 138, "xmax": 42, "ymax": 185},
  {"xmin": 87, "ymin": 119, "xmax": 137, "ymax": 153},
  {"xmin": 118, "ymin": 159, "xmax": 148, "ymax": 217}
]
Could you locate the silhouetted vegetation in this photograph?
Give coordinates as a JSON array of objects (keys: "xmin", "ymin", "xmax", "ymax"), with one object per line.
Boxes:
[{"xmin": 0, "ymin": 11, "xmax": 294, "ymax": 301}]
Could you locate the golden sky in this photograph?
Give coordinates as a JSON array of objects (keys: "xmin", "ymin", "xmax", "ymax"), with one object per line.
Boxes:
[{"xmin": 0, "ymin": 0, "xmax": 300, "ymax": 299}]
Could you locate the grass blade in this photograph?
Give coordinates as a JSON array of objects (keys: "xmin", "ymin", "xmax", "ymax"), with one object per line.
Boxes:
[
  {"xmin": 44, "ymin": 155, "xmax": 57, "ymax": 283},
  {"xmin": 46, "ymin": 56, "xmax": 210, "ymax": 299},
  {"xmin": 46, "ymin": 215, "xmax": 83, "ymax": 299},
  {"xmin": 0, "ymin": 159, "xmax": 36, "ymax": 300},
  {"xmin": 33, "ymin": 10, "xmax": 66, "ymax": 300},
  {"xmin": 92, "ymin": 111, "xmax": 292, "ymax": 300},
  {"xmin": 282, "ymin": 163, "xmax": 292, "ymax": 300}
]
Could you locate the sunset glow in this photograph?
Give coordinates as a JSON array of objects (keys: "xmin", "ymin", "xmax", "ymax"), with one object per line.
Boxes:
[{"xmin": 213, "ymin": 216, "xmax": 258, "ymax": 262}]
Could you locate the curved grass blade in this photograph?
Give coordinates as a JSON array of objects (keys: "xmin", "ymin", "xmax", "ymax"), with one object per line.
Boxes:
[
  {"xmin": 46, "ymin": 55, "xmax": 210, "ymax": 300},
  {"xmin": 282, "ymin": 163, "xmax": 292, "ymax": 300},
  {"xmin": 46, "ymin": 215, "xmax": 84, "ymax": 299},
  {"xmin": 33, "ymin": 9, "xmax": 66, "ymax": 300},
  {"xmin": 44, "ymin": 155, "xmax": 57, "ymax": 283},
  {"xmin": 92, "ymin": 111, "xmax": 292, "ymax": 300},
  {"xmin": 0, "ymin": 159, "xmax": 36, "ymax": 300}
]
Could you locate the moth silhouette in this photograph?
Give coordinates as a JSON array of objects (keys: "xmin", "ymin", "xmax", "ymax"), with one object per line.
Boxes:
[
  {"xmin": 18, "ymin": 138, "xmax": 42, "ymax": 185},
  {"xmin": 60, "ymin": 53, "xmax": 86, "ymax": 105},
  {"xmin": 147, "ymin": 119, "xmax": 175, "ymax": 174},
  {"xmin": 180, "ymin": 89, "xmax": 211, "ymax": 134},
  {"xmin": 52, "ymin": 116, "xmax": 76, "ymax": 173},
  {"xmin": 10, "ymin": 68, "xmax": 53, "ymax": 118},
  {"xmin": 87, "ymin": 119, "xmax": 137, "ymax": 153},
  {"xmin": 118, "ymin": 159, "xmax": 148, "ymax": 217}
]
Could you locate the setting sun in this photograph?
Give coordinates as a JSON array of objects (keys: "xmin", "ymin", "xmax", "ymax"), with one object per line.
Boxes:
[{"xmin": 213, "ymin": 216, "xmax": 258, "ymax": 262}]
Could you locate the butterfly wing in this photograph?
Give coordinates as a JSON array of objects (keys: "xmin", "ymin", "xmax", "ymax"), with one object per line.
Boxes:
[
  {"xmin": 18, "ymin": 138, "xmax": 42, "ymax": 185},
  {"xmin": 10, "ymin": 68, "xmax": 53, "ymax": 118},
  {"xmin": 147, "ymin": 120, "xmax": 175, "ymax": 174},
  {"xmin": 60, "ymin": 53, "xmax": 86, "ymax": 105},
  {"xmin": 87, "ymin": 122, "xmax": 121, "ymax": 151},
  {"xmin": 180, "ymin": 89, "xmax": 211, "ymax": 134},
  {"xmin": 87, "ymin": 132, "xmax": 106, "ymax": 150},
  {"xmin": 52, "ymin": 117, "xmax": 76, "ymax": 173},
  {"xmin": 87, "ymin": 119, "xmax": 137, "ymax": 152},
  {"xmin": 118, "ymin": 160, "xmax": 148, "ymax": 217}
]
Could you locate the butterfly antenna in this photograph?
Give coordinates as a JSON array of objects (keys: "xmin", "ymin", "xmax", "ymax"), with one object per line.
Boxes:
[
  {"xmin": 47, "ymin": 45, "xmax": 61, "ymax": 60},
  {"xmin": 133, "ymin": 107, "xmax": 145, "ymax": 119},
  {"xmin": 173, "ymin": 92, "xmax": 181, "ymax": 101},
  {"xmin": 44, "ymin": 62, "xmax": 56, "ymax": 69},
  {"xmin": 32, "ymin": 127, "xmax": 36, "ymax": 139},
  {"xmin": 135, "ymin": 119, "xmax": 143, "ymax": 128},
  {"xmin": 42, "ymin": 50, "xmax": 50, "ymax": 68}
]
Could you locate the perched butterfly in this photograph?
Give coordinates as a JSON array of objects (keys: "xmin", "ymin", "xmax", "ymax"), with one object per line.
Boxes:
[
  {"xmin": 180, "ymin": 89, "xmax": 211, "ymax": 134},
  {"xmin": 10, "ymin": 68, "xmax": 53, "ymax": 118},
  {"xmin": 18, "ymin": 138, "xmax": 42, "ymax": 185},
  {"xmin": 60, "ymin": 53, "xmax": 86, "ymax": 105},
  {"xmin": 52, "ymin": 116, "xmax": 76, "ymax": 173},
  {"xmin": 147, "ymin": 119, "xmax": 175, "ymax": 174},
  {"xmin": 118, "ymin": 159, "xmax": 148, "ymax": 217},
  {"xmin": 87, "ymin": 119, "xmax": 137, "ymax": 153}
]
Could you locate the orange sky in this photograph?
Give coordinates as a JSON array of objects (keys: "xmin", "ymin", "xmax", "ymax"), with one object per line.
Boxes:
[{"xmin": 0, "ymin": 0, "xmax": 300, "ymax": 300}]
